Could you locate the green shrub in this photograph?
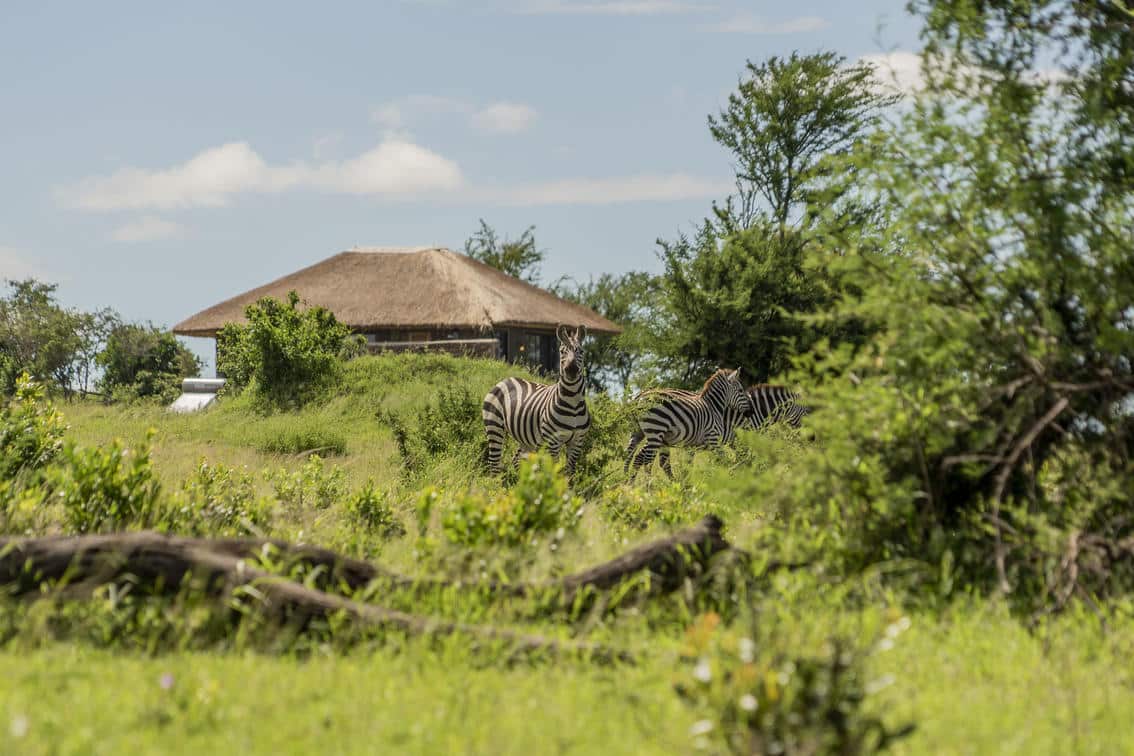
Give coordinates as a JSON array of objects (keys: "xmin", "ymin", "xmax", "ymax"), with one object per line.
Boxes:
[
  {"xmin": 216, "ymin": 291, "xmax": 361, "ymax": 407},
  {"xmin": 379, "ymin": 385, "xmax": 482, "ymax": 475},
  {"xmin": 51, "ymin": 436, "xmax": 163, "ymax": 533},
  {"xmin": 439, "ymin": 452, "xmax": 582, "ymax": 547},
  {"xmin": 173, "ymin": 459, "xmax": 272, "ymax": 535},
  {"xmin": 345, "ymin": 479, "xmax": 404, "ymax": 537},
  {"xmin": 267, "ymin": 454, "xmax": 346, "ymax": 510},
  {"xmin": 0, "ymin": 373, "xmax": 66, "ymax": 481},
  {"xmin": 598, "ymin": 481, "xmax": 711, "ymax": 537},
  {"xmin": 97, "ymin": 322, "xmax": 200, "ymax": 403},
  {"xmin": 256, "ymin": 427, "xmax": 347, "ymax": 457},
  {"xmin": 675, "ymin": 612, "xmax": 913, "ymax": 755}
]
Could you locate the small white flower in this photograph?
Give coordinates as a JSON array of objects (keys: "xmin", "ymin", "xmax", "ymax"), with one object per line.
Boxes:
[
  {"xmin": 690, "ymin": 719, "xmax": 715, "ymax": 736},
  {"xmin": 692, "ymin": 659, "xmax": 712, "ymax": 683},
  {"xmin": 10, "ymin": 714, "xmax": 29, "ymax": 738},
  {"xmin": 739, "ymin": 694, "xmax": 758, "ymax": 712},
  {"xmin": 865, "ymin": 674, "xmax": 896, "ymax": 695},
  {"xmin": 738, "ymin": 637, "xmax": 756, "ymax": 663},
  {"xmin": 876, "ymin": 638, "xmax": 895, "ymax": 652}
]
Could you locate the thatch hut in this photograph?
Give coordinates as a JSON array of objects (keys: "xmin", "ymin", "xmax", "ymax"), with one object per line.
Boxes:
[{"xmin": 172, "ymin": 247, "xmax": 621, "ymax": 373}]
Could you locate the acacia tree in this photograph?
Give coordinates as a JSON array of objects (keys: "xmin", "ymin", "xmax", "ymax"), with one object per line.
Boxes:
[
  {"xmin": 757, "ymin": 0, "xmax": 1134, "ymax": 604},
  {"xmin": 463, "ymin": 220, "xmax": 544, "ymax": 283}
]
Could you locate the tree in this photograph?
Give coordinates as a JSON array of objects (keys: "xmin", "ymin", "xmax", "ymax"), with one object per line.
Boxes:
[
  {"xmin": 756, "ymin": 0, "xmax": 1134, "ymax": 603},
  {"xmin": 653, "ymin": 51, "xmax": 889, "ymax": 385},
  {"xmin": 0, "ymin": 279, "xmax": 87, "ymax": 396},
  {"xmin": 552, "ymin": 272, "xmax": 660, "ymax": 393},
  {"xmin": 97, "ymin": 322, "xmax": 201, "ymax": 403},
  {"xmin": 216, "ymin": 291, "xmax": 360, "ymax": 407},
  {"xmin": 463, "ymin": 220, "xmax": 544, "ymax": 283},
  {"xmin": 708, "ymin": 52, "xmax": 897, "ymax": 234}
]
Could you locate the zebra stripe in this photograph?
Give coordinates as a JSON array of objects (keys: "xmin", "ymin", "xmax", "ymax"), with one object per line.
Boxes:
[
  {"xmin": 483, "ymin": 325, "xmax": 590, "ymax": 477},
  {"xmin": 742, "ymin": 385, "xmax": 807, "ymax": 428},
  {"xmin": 624, "ymin": 368, "xmax": 751, "ymax": 479}
]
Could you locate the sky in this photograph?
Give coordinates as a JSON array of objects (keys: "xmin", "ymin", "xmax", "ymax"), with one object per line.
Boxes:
[{"xmin": 0, "ymin": 1, "xmax": 923, "ymax": 369}]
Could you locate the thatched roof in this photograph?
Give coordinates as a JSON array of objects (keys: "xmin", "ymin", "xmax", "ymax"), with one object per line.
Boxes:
[{"xmin": 172, "ymin": 247, "xmax": 622, "ymax": 337}]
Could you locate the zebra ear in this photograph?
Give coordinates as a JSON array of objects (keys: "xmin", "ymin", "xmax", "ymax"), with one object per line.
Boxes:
[
  {"xmin": 556, "ymin": 324, "xmax": 569, "ymax": 342},
  {"xmin": 733, "ymin": 367, "xmax": 742, "ymax": 380},
  {"xmin": 576, "ymin": 324, "xmax": 587, "ymax": 342}
]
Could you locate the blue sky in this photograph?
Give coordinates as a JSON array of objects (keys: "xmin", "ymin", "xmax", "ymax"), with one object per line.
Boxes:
[{"xmin": 1, "ymin": 1, "xmax": 922, "ymax": 367}]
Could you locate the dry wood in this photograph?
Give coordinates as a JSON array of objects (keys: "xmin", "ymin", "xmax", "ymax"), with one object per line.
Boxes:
[{"xmin": 0, "ymin": 533, "xmax": 629, "ymax": 663}]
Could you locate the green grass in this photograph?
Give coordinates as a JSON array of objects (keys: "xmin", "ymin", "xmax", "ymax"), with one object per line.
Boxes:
[{"xmin": 5, "ymin": 353, "xmax": 1134, "ymax": 754}]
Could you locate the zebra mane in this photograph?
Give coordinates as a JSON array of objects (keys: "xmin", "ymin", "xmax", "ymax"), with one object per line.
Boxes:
[{"xmin": 699, "ymin": 369, "xmax": 734, "ymax": 396}]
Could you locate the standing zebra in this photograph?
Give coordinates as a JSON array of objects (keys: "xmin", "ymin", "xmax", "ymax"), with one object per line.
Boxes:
[
  {"xmin": 624, "ymin": 368, "xmax": 753, "ymax": 479},
  {"xmin": 742, "ymin": 384, "xmax": 808, "ymax": 429},
  {"xmin": 483, "ymin": 325, "xmax": 590, "ymax": 478}
]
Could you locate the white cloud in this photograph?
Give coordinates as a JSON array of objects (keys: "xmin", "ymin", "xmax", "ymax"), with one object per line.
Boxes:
[
  {"xmin": 111, "ymin": 216, "xmax": 184, "ymax": 242},
  {"xmin": 517, "ymin": 0, "xmax": 707, "ymax": 14},
  {"xmin": 704, "ymin": 14, "xmax": 828, "ymax": 34},
  {"xmin": 372, "ymin": 95, "xmax": 538, "ymax": 134},
  {"xmin": 484, "ymin": 173, "xmax": 731, "ymax": 206},
  {"xmin": 59, "ymin": 139, "xmax": 463, "ymax": 211},
  {"xmin": 859, "ymin": 50, "xmax": 1068, "ymax": 95},
  {"xmin": 471, "ymin": 102, "xmax": 538, "ymax": 133},
  {"xmin": 0, "ymin": 246, "xmax": 50, "ymax": 281}
]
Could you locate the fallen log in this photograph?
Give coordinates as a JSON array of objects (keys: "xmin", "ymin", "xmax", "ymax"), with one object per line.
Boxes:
[{"xmin": 0, "ymin": 534, "xmax": 629, "ymax": 663}]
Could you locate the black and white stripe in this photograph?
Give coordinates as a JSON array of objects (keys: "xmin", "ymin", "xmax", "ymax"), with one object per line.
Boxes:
[
  {"xmin": 624, "ymin": 368, "xmax": 752, "ymax": 479},
  {"xmin": 742, "ymin": 385, "xmax": 808, "ymax": 429},
  {"xmin": 483, "ymin": 325, "xmax": 590, "ymax": 477}
]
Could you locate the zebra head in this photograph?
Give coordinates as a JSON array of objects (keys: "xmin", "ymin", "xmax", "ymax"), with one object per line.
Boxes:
[
  {"xmin": 555, "ymin": 324, "xmax": 587, "ymax": 384},
  {"xmin": 723, "ymin": 368, "xmax": 752, "ymax": 414}
]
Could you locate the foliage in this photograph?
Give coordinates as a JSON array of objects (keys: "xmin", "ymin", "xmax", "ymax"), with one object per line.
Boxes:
[
  {"xmin": 0, "ymin": 279, "xmax": 89, "ymax": 395},
  {"xmin": 552, "ymin": 271, "xmax": 661, "ymax": 393},
  {"xmin": 438, "ymin": 452, "xmax": 582, "ymax": 547},
  {"xmin": 0, "ymin": 374, "xmax": 66, "ymax": 481},
  {"xmin": 216, "ymin": 291, "xmax": 358, "ymax": 407},
  {"xmin": 380, "ymin": 385, "xmax": 482, "ymax": 475},
  {"xmin": 255, "ymin": 425, "xmax": 347, "ymax": 456},
  {"xmin": 708, "ymin": 51, "xmax": 897, "ymax": 233},
  {"xmin": 51, "ymin": 436, "xmax": 163, "ymax": 533},
  {"xmin": 98, "ymin": 322, "xmax": 200, "ymax": 403},
  {"xmin": 462, "ymin": 219, "xmax": 544, "ymax": 283},
  {"xmin": 675, "ymin": 611, "xmax": 913, "ymax": 755},
  {"xmin": 597, "ymin": 481, "xmax": 712, "ymax": 538},
  {"xmin": 173, "ymin": 459, "xmax": 272, "ymax": 535},
  {"xmin": 651, "ymin": 51, "xmax": 890, "ymax": 385},
  {"xmin": 345, "ymin": 479, "xmax": 405, "ymax": 537},
  {"xmin": 267, "ymin": 454, "xmax": 346, "ymax": 511},
  {"xmin": 762, "ymin": 3, "xmax": 1134, "ymax": 604}
]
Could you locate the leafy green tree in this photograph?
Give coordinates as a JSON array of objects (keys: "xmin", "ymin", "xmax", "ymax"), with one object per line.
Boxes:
[
  {"xmin": 0, "ymin": 279, "xmax": 87, "ymax": 395},
  {"xmin": 653, "ymin": 52, "xmax": 893, "ymax": 385},
  {"xmin": 97, "ymin": 322, "xmax": 201, "ymax": 403},
  {"xmin": 758, "ymin": 0, "xmax": 1134, "ymax": 603},
  {"xmin": 216, "ymin": 291, "xmax": 360, "ymax": 407},
  {"xmin": 552, "ymin": 271, "xmax": 660, "ymax": 392},
  {"xmin": 709, "ymin": 51, "xmax": 897, "ymax": 234},
  {"xmin": 463, "ymin": 219, "xmax": 544, "ymax": 283}
]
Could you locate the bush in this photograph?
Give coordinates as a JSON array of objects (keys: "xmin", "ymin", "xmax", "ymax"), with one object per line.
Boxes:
[
  {"xmin": 256, "ymin": 427, "xmax": 347, "ymax": 457},
  {"xmin": 173, "ymin": 459, "xmax": 272, "ymax": 535},
  {"xmin": 379, "ymin": 385, "xmax": 482, "ymax": 475},
  {"xmin": 267, "ymin": 454, "xmax": 346, "ymax": 510},
  {"xmin": 598, "ymin": 481, "xmax": 712, "ymax": 537},
  {"xmin": 216, "ymin": 291, "xmax": 361, "ymax": 407},
  {"xmin": 345, "ymin": 479, "xmax": 404, "ymax": 538},
  {"xmin": 51, "ymin": 436, "xmax": 163, "ymax": 533},
  {"xmin": 97, "ymin": 322, "xmax": 200, "ymax": 403},
  {"xmin": 0, "ymin": 373, "xmax": 66, "ymax": 481},
  {"xmin": 437, "ymin": 452, "xmax": 582, "ymax": 548},
  {"xmin": 675, "ymin": 612, "xmax": 913, "ymax": 755}
]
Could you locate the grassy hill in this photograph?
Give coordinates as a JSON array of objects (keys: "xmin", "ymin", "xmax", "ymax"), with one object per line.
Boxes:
[{"xmin": 2, "ymin": 354, "xmax": 1132, "ymax": 754}]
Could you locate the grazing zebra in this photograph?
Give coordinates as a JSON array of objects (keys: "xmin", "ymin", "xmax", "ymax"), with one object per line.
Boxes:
[
  {"xmin": 624, "ymin": 368, "xmax": 753, "ymax": 479},
  {"xmin": 742, "ymin": 384, "xmax": 808, "ymax": 429},
  {"xmin": 483, "ymin": 325, "xmax": 590, "ymax": 478}
]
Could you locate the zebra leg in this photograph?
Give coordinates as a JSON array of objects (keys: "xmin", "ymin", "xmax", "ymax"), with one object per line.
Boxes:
[
  {"xmin": 483, "ymin": 389, "xmax": 507, "ymax": 474},
  {"xmin": 510, "ymin": 448, "xmax": 527, "ymax": 470},
  {"xmin": 624, "ymin": 431, "xmax": 645, "ymax": 473},
  {"xmin": 564, "ymin": 440, "xmax": 584, "ymax": 479},
  {"xmin": 630, "ymin": 435, "xmax": 663, "ymax": 479},
  {"xmin": 659, "ymin": 449, "xmax": 674, "ymax": 480}
]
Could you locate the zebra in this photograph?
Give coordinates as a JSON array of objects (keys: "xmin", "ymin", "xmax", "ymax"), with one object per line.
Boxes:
[
  {"xmin": 482, "ymin": 325, "xmax": 590, "ymax": 478},
  {"xmin": 741, "ymin": 384, "xmax": 809, "ymax": 429},
  {"xmin": 623, "ymin": 368, "xmax": 753, "ymax": 479}
]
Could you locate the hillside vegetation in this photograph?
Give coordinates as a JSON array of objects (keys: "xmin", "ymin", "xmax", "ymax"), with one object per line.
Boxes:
[{"xmin": 2, "ymin": 353, "xmax": 1132, "ymax": 755}]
